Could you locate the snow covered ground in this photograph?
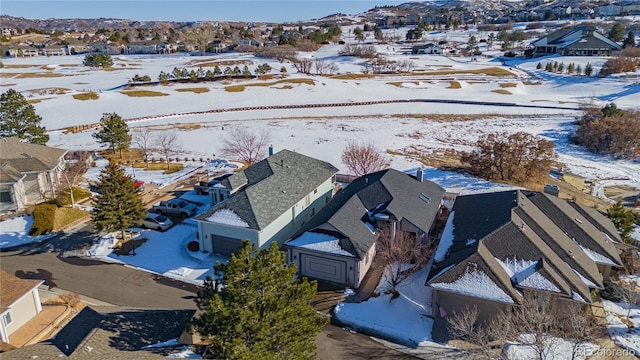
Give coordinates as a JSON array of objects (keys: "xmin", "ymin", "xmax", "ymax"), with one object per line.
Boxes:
[
  {"xmin": 602, "ymin": 299, "xmax": 640, "ymax": 356},
  {"xmin": 1, "ymin": 24, "xmax": 639, "ymax": 356}
]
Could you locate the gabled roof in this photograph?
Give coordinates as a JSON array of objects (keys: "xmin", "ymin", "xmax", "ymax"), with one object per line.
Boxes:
[
  {"xmin": 287, "ymin": 169, "xmax": 445, "ymax": 259},
  {"xmin": 0, "ymin": 137, "xmax": 67, "ymax": 175},
  {"xmin": 428, "ymin": 190, "xmax": 623, "ymax": 305},
  {"xmin": 1, "ymin": 306, "xmax": 195, "ymax": 359},
  {"xmin": 532, "ymin": 25, "xmax": 621, "ymax": 51},
  {"xmin": 567, "ymin": 201, "xmax": 622, "ymax": 243},
  {"xmin": 196, "ymin": 150, "xmax": 338, "ymax": 230},
  {"xmin": 0, "ymin": 163, "xmax": 25, "ymax": 183},
  {"xmin": 0, "ymin": 270, "xmax": 43, "ymax": 313}
]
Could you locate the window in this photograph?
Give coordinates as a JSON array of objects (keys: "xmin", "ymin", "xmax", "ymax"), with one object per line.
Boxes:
[
  {"xmin": 0, "ymin": 191, "xmax": 11, "ymax": 203},
  {"xmin": 2, "ymin": 312, "xmax": 12, "ymax": 326}
]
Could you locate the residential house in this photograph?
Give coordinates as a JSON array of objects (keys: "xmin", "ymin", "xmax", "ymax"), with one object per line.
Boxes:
[
  {"xmin": 286, "ymin": 169, "xmax": 445, "ymax": 288},
  {"xmin": 411, "ymin": 43, "xmax": 443, "ymax": 55},
  {"xmin": 622, "ymin": 1, "xmax": 640, "ymax": 15},
  {"xmin": 427, "ymin": 190, "xmax": 623, "ymax": 322},
  {"xmin": 210, "ymin": 39, "xmax": 229, "ymax": 53},
  {"xmin": 41, "ymin": 45, "xmax": 66, "ymax": 56},
  {"xmin": 531, "ymin": 25, "xmax": 621, "ymax": 56},
  {"xmin": 1, "ymin": 306, "xmax": 194, "ymax": 359},
  {"xmin": 2, "ymin": 28, "xmax": 16, "ymax": 37},
  {"xmin": 194, "ymin": 150, "xmax": 338, "ymax": 256},
  {"xmin": 0, "ymin": 138, "xmax": 68, "ymax": 213},
  {"xmin": 64, "ymin": 38, "xmax": 91, "ymax": 55},
  {"xmin": 238, "ymin": 38, "xmax": 263, "ymax": 47},
  {"xmin": 4, "ymin": 45, "xmax": 39, "ymax": 57},
  {"xmin": 597, "ymin": 4, "xmax": 622, "ymax": 17},
  {"xmin": 125, "ymin": 40, "xmax": 170, "ymax": 54},
  {"xmin": 89, "ymin": 40, "xmax": 122, "ymax": 55},
  {"xmin": 0, "ymin": 271, "xmax": 44, "ymax": 344}
]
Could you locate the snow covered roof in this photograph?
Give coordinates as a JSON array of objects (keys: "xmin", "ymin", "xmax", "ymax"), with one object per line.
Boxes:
[
  {"xmin": 427, "ymin": 189, "xmax": 621, "ymax": 305},
  {"xmin": 285, "ymin": 231, "xmax": 355, "ymax": 257},
  {"xmin": 430, "ymin": 263, "xmax": 515, "ymax": 304},
  {"xmin": 288, "ymin": 169, "xmax": 445, "ymax": 260},
  {"xmin": 205, "ymin": 209, "xmax": 250, "ymax": 228}
]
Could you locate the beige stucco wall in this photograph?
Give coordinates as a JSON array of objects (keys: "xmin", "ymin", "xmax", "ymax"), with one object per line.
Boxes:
[
  {"xmin": 198, "ymin": 220, "xmax": 258, "ymax": 253},
  {"xmin": 356, "ymin": 243, "xmax": 376, "ymax": 287}
]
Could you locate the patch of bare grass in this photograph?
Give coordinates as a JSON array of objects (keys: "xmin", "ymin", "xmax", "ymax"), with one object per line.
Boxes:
[
  {"xmin": 416, "ymin": 67, "xmax": 515, "ymax": 77},
  {"xmin": 523, "ymin": 81, "xmax": 541, "ymax": 85},
  {"xmin": 15, "ymin": 72, "xmax": 65, "ymax": 79},
  {"xmin": 120, "ymin": 90, "xmax": 169, "ymax": 97},
  {"xmin": 41, "ymin": 65, "xmax": 56, "ymax": 70},
  {"xmin": 59, "ymin": 64, "xmax": 79, "ymax": 67},
  {"xmin": 492, "ymin": 89, "xmax": 512, "ymax": 95},
  {"xmin": 134, "ymin": 162, "xmax": 184, "ymax": 174},
  {"xmin": 224, "ymin": 78, "xmax": 315, "ymax": 92},
  {"xmin": 73, "ymin": 92, "xmax": 99, "ymax": 100},
  {"xmin": 186, "ymin": 59, "xmax": 253, "ymax": 67},
  {"xmin": 2, "ymin": 83, "xmax": 17, "ymax": 87},
  {"xmin": 53, "ymin": 207, "xmax": 90, "ymax": 231},
  {"xmin": 175, "ymin": 87, "xmax": 209, "ymax": 94},
  {"xmin": 499, "ymin": 82, "xmax": 517, "ymax": 88},
  {"xmin": 447, "ymin": 81, "xmax": 462, "ymax": 89},
  {"xmin": 388, "ymin": 81, "xmax": 420, "ymax": 87}
]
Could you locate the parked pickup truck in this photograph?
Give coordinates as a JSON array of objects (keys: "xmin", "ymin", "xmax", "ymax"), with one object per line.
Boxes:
[{"xmin": 151, "ymin": 199, "xmax": 197, "ymax": 218}]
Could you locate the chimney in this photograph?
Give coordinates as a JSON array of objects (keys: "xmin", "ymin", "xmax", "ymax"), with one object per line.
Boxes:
[
  {"xmin": 268, "ymin": 145, "xmax": 273, "ymax": 156},
  {"xmin": 416, "ymin": 168, "xmax": 424, "ymax": 182}
]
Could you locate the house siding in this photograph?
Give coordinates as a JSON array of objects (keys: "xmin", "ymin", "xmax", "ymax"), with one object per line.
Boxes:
[
  {"xmin": 431, "ymin": 288, "xmax": 509, "ymax": 323},
  {"xmin": 198, "ymin": 221, "xmax": 258, "ymax": 254},
  {"xmin": 288, "ymin": 247, "xmax": 359, "ymax": 287},
  {"xmin": 0, "ymin": 288, "xmax": 41, "ymax": 343},
  {"xmin": 259, "ymin": 178, "xmax": 335, "ymax": 249}
]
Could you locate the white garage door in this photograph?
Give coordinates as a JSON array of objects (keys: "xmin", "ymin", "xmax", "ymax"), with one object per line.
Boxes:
[
  {"xmin": 211, "ymin": 235, "xmax": 243, "ymax": 256},
  {"xmin": 300, "ymin": 253, "xmax": 347, "ymax": 285}
]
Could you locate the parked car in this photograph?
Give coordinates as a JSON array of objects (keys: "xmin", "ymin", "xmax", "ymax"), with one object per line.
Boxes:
[
  {"xmin": 194, "ymin": 173, "xmax": 233, "ymax": 195},
  {"xmin": 142, "ymin": 212, "xmax": 173, "ymax": 231},
  {"xmin": 151, "ymin": 199, "xmax": 198, "ymax": 217}
]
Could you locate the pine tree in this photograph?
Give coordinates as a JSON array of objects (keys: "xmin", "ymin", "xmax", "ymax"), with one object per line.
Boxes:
[
  {"xmin": 623, "ymin": 31, "xmax": 635, "ymax": 48},
  {"xmin": 608, "ymin": 23, "xmax": 625, "ymax": 42},
  {"xmin": 545, "ymin": 62, "xmax": 553, "ymax": 72},
  {"xmin": 607, "ymin": 201, "xmax": 637, "ymax": 243},
  {"xmin": 190, "ymin": 241, "xmax": 327, "ymax": 359},
  {"xmin": 585, "ymin": 62, "xmax": 593, "ymax": 76},
  {"xmin": 93, "ymin": 113, "xmax": 131, "ymax": 158},
  {"xmin": 536, "ymin": 62, "xmax": 542, "ymax": 70},
  {"xmin": 0, "ymin": 88, "xmax": 49, "ymax": 144},
  {"xmin": 568, "ymin": 62, "xmax": 575, "ymax": 74},
  {"xmin": 91, "ymin": 163, "xmax": 146, "ymax": 241},
  {"xmin": 576, "ymin": 64, "xmax": 582, "ymax": 75},
  {"xmin": 557, "ymin": 62, "xmax": 564, "ymax": 73}
]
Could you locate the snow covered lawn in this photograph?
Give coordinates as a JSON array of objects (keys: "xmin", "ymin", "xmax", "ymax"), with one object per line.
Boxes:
[
  {"xmin": 334, "ymin": 266, "xmax": 437, "ymax": 347},
  {"xmin": 602, "ymin": 299, "xmax": 640, "ymax": 355},
  {"xmin": 0, "ymin": 215, "xmax": 58, "ymax": 250}
]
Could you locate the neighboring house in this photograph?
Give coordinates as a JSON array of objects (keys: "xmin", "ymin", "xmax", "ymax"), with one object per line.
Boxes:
[
  {"xmin": 125, "ymin": 40, "xmax": 170, "ymax": 54},
  {"xmin": 64, "ymin": 38, "xmax": 91, "ymax": 55},
  {"xmin": 285, "ymin": 169, "xmax": 445, "ymax": 288},
  {"xmin": 0, "ymin": 138, "xmax": 68, "ymax": 213},
  {"xmin": 194, "ymin": 150, "xmax": 338, "ymax": 256},
  {"xmin": 427, "ymin": 190, "xmax": 623, "ymax": 322},
  {"xmin": 561, "ymin": 171, "xmax": 587, "ymax": 191},
  {"xmin": 238, "ymin": 38, "xmax": 262, "ymax": 47},
  {"xmin": 2, "ymin": 306, "xmax": 195, "ymax": 359},
  {"xmin": 89, "ymin": 41, "xmax": 122, "ymax": 54},
  {"xmin": 0, "ymin": 271, "xmax": 44, "ymax": 344},
  {"xmin": 411, "ymin": 43, "xmax": 443, "ymax": 55},
  {"xmin": 41, "ymin": 45, "xmax": 66, "ymax": 56},
  {"xmin": 4, "ymin": 45, "xmax": 39, "ymax": 57},
  {"xmin": 597, "ymin": 4, "xmax": 621, "ymax": 16},
  {"xmin": 531, "ymin": 25, "xmax": 621, "ymax": 56}
]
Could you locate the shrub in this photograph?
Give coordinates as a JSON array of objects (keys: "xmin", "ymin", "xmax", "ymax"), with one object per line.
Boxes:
[
  {"xmin": 600, "ymin": 280, "xmax": 623, "ymax": 301},
  {"xmin": 187, "ymin": 241, "xmax": 200, "ymax": 252},
  {"xmin": 30, "ymin": 203, "xmax": 57, "ymax": 236},
  {"xmin": 56, "ymin": 187, "xmax": 91, "ymax": 207}
]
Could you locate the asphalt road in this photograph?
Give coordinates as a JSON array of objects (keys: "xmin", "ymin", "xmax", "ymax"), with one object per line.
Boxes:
[{"xmin": 1, "ymin": 221, "xmax": 424, "ymax": 359}]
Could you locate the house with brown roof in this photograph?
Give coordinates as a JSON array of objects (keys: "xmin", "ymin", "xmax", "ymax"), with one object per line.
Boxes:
[
  {"xmin": 0, "ymin": 138, "xmax": 68, "ymax": 213},
  {"xmin": 0, "ymin": 271, "xmax": 44, "ymax": 344},
  {"xmin": 427, "ymin": 190, "xmax": 623, "ymax": 322}
]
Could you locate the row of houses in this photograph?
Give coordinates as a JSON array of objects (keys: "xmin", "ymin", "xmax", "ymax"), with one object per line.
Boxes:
[
  {"xmin": 1, "ymin": 140, "xmax": 630, "ymax": 327},
  {"xmin": 192, "ymin": 149, "xmax": 628, "ymax": 322},
  {"xmin": 409, "ymin": 25, "xmax": 622, "ymax": 57}
]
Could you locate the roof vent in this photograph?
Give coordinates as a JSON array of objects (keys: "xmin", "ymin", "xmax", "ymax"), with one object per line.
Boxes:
[
  {"xmin": 420, "ymin": 192, "xmax": 431, "ymax": 204},
  {"xmin": 21, "ymin": 153, "xmax": 32, "ymax": 158}
]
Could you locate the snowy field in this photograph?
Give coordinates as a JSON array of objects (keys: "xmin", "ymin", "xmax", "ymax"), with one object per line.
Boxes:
[
  {"xmin": 602, "ymin": 299, "xmax": 640, "ymax": 356},
  {"xmin": 2, "ymin": 24, "xmax": 640, "ymax": 357}
]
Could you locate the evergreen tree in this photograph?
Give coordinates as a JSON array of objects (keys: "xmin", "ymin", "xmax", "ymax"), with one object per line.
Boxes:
[
  {"xmin": 568, "ymin": 62, "xmax": 575, "ymax": 74},
  {"xmin": 576, "ymin": 64, "xmax": 582, "ymax": 75},
  {"xmin": 585, "ymin": 62, "xmax": 593, "ymax": 76},
  {"xmin": 0, "ymin": 89, "xmax": 49, "ymax": 144},
  {"xmin": 601, "ymin": 102, "xmax": 623, "ymax": 117},
  {"xmin": 608, "ymin": 23, "xmax": 625, "ymax": 42},
  {"xmin": 93, "ymin": 113, "xmax": 131, "ymax": 158},
  {"xmin": 607, "ymin": 201, "xmax": 637, "ymax": 243},
  {"xmin": 190, "ymin": 241, "xmax": 327, "ymax": 360},
  {"xmin": 374, "ymin": 26, "xmax": 383, "ymax": 41},
  {"xmin": 545, "ymin": 62, "xmax": 553, "ymax": 72},
  {"xmin": 557, "ymin": 62, "xmax": 564, "ymax": 73},
  {"xmin": 158, "ymin": 71, "xmax": 169, "ymax": 84},
  {"xmin": 242, "ymin": 65, "xmax": 251, "ymax": 78},
  {"xmin": 536, "ymin": 62, "xmax": 542, "ymax": 70},
  {"xmin": 83, "ymin": 53, "xmax": 113, "ymax": 68},
  {"xmin": 91, "ymin": 163, "xmax": 146, "ymax": 241},
  {"xmin": 467, "ymin": 35, "xmax": 478, "ymax": 53},
  {"xmin": 623, "ymin": 31, "xmax": 635, "ymax": 48}
]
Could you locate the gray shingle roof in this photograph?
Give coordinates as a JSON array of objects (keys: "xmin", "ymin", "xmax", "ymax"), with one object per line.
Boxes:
[
  {"xmin": 287, "ymin": 169, "xmax": 445, "ymax": 259},
  {"xmin": 428, "ymin": 190, "xmax": 622, "ymax": 305},
  {"xmin": 0, "ymin": 137, "xmax": 67, "ymax": 170},
  {"xmin": 196, "ymin": 149, "xmax": 338, "ymax": 230},
  {"xmin": 1, "ymin": 306, "xmax": 195, "ymax": 360}
]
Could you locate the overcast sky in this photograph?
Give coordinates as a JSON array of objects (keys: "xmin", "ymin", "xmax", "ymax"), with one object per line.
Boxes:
[{"xmin": 1, "ymin": 0, "xmax": 409, "ymax": 23}]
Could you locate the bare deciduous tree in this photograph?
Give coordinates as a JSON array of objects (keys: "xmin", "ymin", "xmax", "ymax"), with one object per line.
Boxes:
[
  {"xmin": 61, "ymin": 151, "xmax": 90, "ymax": 207},
  {"xmin": 293, "ymin": 57, "xmax": 313, "ymax": 74},
  {"xmin": 183, "ymin": 25, "xmax": 214, "ymax": 55},
  {"xmin": 132, "ymin": 127, "xmax": 153, "ymax": 167},
  {"xmin": 446, "ymin": 305, "xmax": 498, "ymax": 359},
  {"xmin": 154, "ymin": 131, "xmax": 181, "ymax": 170},
  {"xmin": 220, "ymin": 128, "xmax": 271, "ymax": 166},
  {"xmin": 376, "ymin": 227, "xmax": 432, "ymax": 294},
  {"xmin": 341, "ymin": 142, "xmax": 390, "ymax": 177}
]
